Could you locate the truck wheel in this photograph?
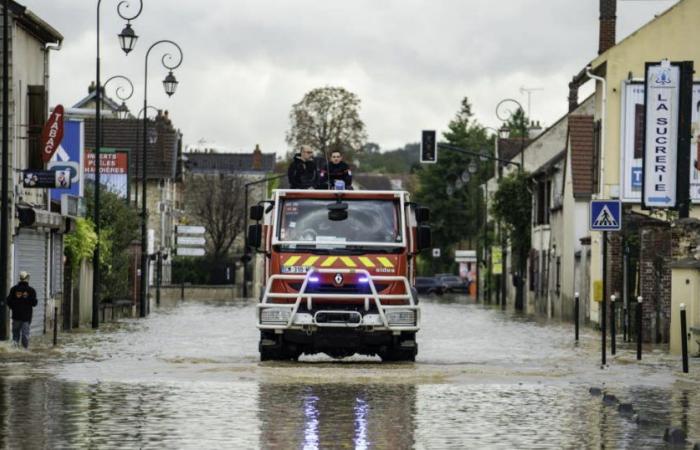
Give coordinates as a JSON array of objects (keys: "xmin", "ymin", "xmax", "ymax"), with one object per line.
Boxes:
[{"xmin": 380, "ymin": 341, "xmax": 417, "ymax": 362}]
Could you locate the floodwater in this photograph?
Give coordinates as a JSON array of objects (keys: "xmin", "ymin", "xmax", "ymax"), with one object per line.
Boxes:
[{"xmin": 1, "ymin": 295, "xmax": 699, "ymax": 449}]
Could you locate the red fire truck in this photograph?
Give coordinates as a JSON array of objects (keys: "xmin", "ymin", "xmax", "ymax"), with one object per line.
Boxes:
[{"xmin": 247, "ymin": 189, "xmax": 431, "ymax": 361}]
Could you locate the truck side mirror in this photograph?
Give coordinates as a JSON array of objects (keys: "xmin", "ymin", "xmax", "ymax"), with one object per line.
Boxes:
[
  {"xmin": 248, "ymin": 224, "xmax": 262, "ymax": 248},
  {"xmin": 415, "ymin": 207, "xmax": 430, "ymax": 223},
  {"xmin": 416, "ymin": 225, "xmax": 431, "ymax": 251},
  {"xmin": 250, "ymin": 205, "xmax": 264, "ymax": 221}
]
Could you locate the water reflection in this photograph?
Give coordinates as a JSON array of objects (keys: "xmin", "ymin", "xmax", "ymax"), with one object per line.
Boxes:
[{"xmin": 257, "ymin": 383, "xmax": 416, "ymax": 449}]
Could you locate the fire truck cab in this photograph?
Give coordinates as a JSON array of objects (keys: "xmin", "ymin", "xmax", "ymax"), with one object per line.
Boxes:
[{"xmin": 247, "ymin": 189, "xmax": 431, "ymax": 361}]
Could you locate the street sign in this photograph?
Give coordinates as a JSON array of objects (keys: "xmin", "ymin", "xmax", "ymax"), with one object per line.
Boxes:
[
  {"xmin": 176, "ymin": 247, "xmax": 206, "ymax": 256},
  {"xmin": 590, "ymin": 200, "xmax": 622, "ymax": 231},
  {"xmin": 642, "ymin": 60, "xmax": 693, "ymax": 210},
  {"xmin": 22, "ymin": 169, "xmax": 71, "ymax": 189},
  {"xmin": 177, "ymin": 236, "xmax": 206, "ymax": 246},
  {"xmin": 177, "ymin": 225, "xmax": 206, "ymax": 234},
  {"xmin": 421, "ymin": 130, "xmax": 437, "ymax": 163},
  {"xmin": 41, "ymin": 104, "xmax": 64, "ymax": 162},
  {"xmin": 432, "ymin": 248, "xmax": 441, "ymax": 258}
]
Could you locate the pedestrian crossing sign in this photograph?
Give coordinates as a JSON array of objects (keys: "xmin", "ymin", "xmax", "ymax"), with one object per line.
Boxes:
[{"xmin": 590, "ymin": 200, "xmax": 621, "ymax": 231}]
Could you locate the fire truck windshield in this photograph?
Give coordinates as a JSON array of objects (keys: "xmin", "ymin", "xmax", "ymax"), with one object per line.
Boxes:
[{"xmin": 276, "ymin": 199, "xmax": 403, "ymax": 248}]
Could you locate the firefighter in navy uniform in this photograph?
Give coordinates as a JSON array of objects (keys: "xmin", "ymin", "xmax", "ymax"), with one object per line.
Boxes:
[{"xmin": 319, "ymin": 150, "xmax": 353, "ymax": 190}]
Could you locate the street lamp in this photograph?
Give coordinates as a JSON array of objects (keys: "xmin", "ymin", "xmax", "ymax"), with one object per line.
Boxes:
[
  {"xmin": 133, "ymin": 106, "xmax": 160, "ymax": 208},
  {"xmin": 495, "ymin": 97, "xmax": 528, "ymax": 311},
  {"xmin": 102, "ymin": 74, "xmax": 133, "ymax": 118},
  {"xmin": 140, "ymin": 40, "xmax": 183, "ymax": 318},
  {"xmin": 93, "ymin": 0, "xmax": 142, "ymax": 330}
]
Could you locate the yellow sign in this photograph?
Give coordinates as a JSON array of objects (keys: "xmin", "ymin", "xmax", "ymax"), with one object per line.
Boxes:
[
  {"xmin": 593, "ymin": 280, "xmax": 603, "ymax": 302},
  {"xmin": 492, "ymin": 246, "xmax": 502, "ymax": 275}
]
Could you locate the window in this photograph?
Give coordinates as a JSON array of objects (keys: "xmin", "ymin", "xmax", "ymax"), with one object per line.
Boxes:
[
  {"xmin": 534, "ymin": 178, "xmax": 551, "ymax": 225},
  {"xmin": 27, "ymin": 85, "xmax": 46, "ymax": 170}
]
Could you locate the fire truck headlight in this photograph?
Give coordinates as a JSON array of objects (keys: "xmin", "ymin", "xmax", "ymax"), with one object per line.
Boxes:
[
  {"xmin": 260, "ymin": 308, "xmax": 291, "ymax": 324},
  {"xmin": 385, "ymin": 310, "xmax": 415, "ymax": 325}
]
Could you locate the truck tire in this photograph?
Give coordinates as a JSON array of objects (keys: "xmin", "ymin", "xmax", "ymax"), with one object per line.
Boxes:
[
  {"xmin": 380, "ymin": 337, "xmax": 417, "ymax": 362},
  {"xmin": 259, "ymin": 333, "xmax": 301, "ymax": 361}
]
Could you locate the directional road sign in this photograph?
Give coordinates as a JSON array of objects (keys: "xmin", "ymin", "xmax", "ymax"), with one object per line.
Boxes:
[
  {"xmin": 176, "ymin": 247, "xmax": 206, "ymax": 257},
  {"xmin": 590, "ymin": 200, "xmax": 622, "ymax": 232},
  {"xmin": 177, "ymin": 236, "xmax": 206, "ymax": 246},
  {"xmin": 177, "ymin": 225, "xmax": 205, "ymax": 234}
]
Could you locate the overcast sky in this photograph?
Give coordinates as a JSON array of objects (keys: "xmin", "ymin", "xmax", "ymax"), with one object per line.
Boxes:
[{"xmin": 22, "ymin": 0, "xmax": 678, "ymax": 155}]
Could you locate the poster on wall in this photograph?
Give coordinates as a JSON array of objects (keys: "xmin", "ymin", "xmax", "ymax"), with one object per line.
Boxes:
[
  {"xmin": 620, "ymin": 80, "xmax": 700, "ymax": 202},
  {"xmin": 84, "ymin": 148, "xmax": 130, "ymax": 198},
  {"xmin": 48, "ymin": 118, "xmax": 83, "ymax": 202}
]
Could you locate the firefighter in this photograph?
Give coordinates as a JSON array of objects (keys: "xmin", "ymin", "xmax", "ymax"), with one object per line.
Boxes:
[
  {"xmin": 287, "ymin": 145, "xmax": 319, "ymax": 189},
  {"xmin": 319, "ymin": 150, "xmax": 353, "ymax": 190}
]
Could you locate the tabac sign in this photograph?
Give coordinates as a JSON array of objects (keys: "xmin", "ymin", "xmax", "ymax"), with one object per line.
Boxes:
[
  {"xmin": 642, "ymin": 60, "xmax": 693, "ymax": 210},
  {"xmin": 41, "ymin": 104, "xmax": 64, "ymax": 163}
]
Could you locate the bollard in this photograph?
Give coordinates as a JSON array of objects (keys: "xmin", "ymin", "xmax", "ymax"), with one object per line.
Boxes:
[
  {"xmin": 637, "ymin": 296, "xmax": 643, "ymax": 360},
  {"xmin": 575, "ymin": 292, "xmax": 580, "ymax": 342},
  {"xmin": 681, "ymin": 303, "xmax": 689, "ymax": 374},
  {"xmin": 611, "ymin": 295, "xmax": 616, "ymax": 355},
  {"xmin": 181, "ymin": 281, "xmax": 185, "ymax": 301},
  {"xmin": 53, "ymin": 306, "xmax": 58, "ymax": 346}
]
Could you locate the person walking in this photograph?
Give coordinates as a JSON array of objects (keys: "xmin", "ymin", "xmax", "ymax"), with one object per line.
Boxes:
[
  {"xmin": 287, "ymin": 144, "xmax": 319, "ymax": 189},
  {"xmin": 6, "ymin": 271, "xmax": 38, "ymax": 349}
]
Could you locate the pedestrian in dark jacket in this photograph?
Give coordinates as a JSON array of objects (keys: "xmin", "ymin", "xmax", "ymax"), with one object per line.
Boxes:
[
  {"xmin": 322, "ymin": 150, "xmax": 352, "ymax": 189},
  {"xmin": 287, "ymin": 145, "xmax": 319, "ymax": 189},
  {"xmin": 6, "ymin": 271, "xmax": 38, "ymax": 349}
]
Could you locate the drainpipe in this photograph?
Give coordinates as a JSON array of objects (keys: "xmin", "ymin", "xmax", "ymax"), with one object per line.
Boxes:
[
  {"xmin": 586, "ymin": 66, "xmax": 606, "ymax": 198},
  {"xmin": 43, "ymin": 39, "xmax": 61, "ymax": 211}
]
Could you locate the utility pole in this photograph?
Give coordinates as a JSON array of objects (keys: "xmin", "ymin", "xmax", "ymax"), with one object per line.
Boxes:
[{"xmin": 0, "ymin": 0, "xmax": 9, "ymax": 340}]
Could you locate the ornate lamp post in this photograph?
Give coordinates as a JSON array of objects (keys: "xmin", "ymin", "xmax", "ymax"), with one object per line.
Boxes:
[
  {"xmin": 102, "ymin": 74, "xmax": 134, "ymax": 119},
  {"xmin": 140, "ymin": 40, "xmax": 183, "ymax": 318},
  {"xmin": 495, "ymin": 98, "xmax": 528, "ymax": 311},
  {"xmin": 133, "ymin": 105, "xmax": 160, "ymax": 208},
  {"xmin": 93, "ymin": 0, "xmax": 142, "ymax": 329}
]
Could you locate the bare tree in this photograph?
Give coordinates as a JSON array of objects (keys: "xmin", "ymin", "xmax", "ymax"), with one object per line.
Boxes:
[
  {"xmin": 286, "ymin": 86, "xmax": 368, "ymax": 157},
  {"xmin": 184, "ymin": 173, "xmax": 246, "ymax": 264}
]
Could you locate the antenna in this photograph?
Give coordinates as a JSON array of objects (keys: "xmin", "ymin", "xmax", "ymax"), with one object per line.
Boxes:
[{"xmin": 519, "ymin": 86, "xmax": 544, "ymax": 119}]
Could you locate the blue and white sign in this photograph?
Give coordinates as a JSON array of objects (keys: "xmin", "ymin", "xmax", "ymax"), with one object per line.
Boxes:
[
  {"xmin": 48, "ymin": 119, "xmax": 83, "ymax": 202},
  {"xmin": 643, "ymin": 61, "xmax": 680, "ymax": 209},
  {"xmin": 590, "ymin": 200, "xmax": 621, "ymax": 232}
]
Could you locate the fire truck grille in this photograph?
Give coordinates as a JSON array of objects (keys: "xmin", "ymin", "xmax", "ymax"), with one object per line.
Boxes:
[{"xmin": 289, "ymin": 283, "xmax": 389, "ymax": 294}]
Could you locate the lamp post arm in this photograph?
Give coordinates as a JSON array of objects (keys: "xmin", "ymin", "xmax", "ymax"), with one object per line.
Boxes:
[{"xmin": 437, "ymin": 143, "xmax": 521, "ymax": 171}]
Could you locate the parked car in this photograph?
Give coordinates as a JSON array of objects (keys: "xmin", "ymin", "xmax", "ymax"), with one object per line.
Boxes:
[
  {"xmin": 414, "ymin": 277, "xmax": 444, "ymax": 295},
  {"xmin": 436, "ymin": 275, "xmax": 469, "ymax": 293}
]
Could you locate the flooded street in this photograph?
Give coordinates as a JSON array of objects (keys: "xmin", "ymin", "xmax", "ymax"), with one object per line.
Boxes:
[{"xmin": 1, "ymin": 296, "xmax": 699, "ymax": 449}]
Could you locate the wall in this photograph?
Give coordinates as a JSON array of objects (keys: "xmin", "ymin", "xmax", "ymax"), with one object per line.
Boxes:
[{"xmin": 158, "ymin": 284, "xmax": 242, "ymax": 304}]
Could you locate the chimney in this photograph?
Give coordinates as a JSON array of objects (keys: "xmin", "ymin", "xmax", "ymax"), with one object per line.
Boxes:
[
  {"xmin": 252, "ymin": 144, "xmax": 262, "ymax": 170},
  {"xmin": 568, "ymin": 80, "xmax": 579, "ymax": 112},
  {"xmin": 88, "ymin": 81, "xmax": 96, "ymax": 94},
  {"xmin": 599, "ymin": 0, "xmax": 617, "ymax": 54}
]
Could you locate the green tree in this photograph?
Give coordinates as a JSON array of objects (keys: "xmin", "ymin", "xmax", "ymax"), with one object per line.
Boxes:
[
  {"xmin": 285, "ymin": 86, "xmax": 368, "ymax": 157},
  {"xmin": 84, "ymin": 185, "xmax": 140, "ymax": 301},
  {"xmin": 491, "ymin": 171, "xmax": 532, "ymax": 310},
  {"xmin": 504, "ymin": 107, "xmax": 529, "ymax": 138},
  {"xmin": 415, "ymin": 97, "xmax": 493, "ymax": 273}
]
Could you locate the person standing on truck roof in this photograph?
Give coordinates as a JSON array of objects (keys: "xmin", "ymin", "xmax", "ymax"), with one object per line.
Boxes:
[
  {"xmin": 288, "ymin": 144, "xmax": 319, "ymax": 189},
  {"xmin": 319, "ymin": 150, "xmax": 353, "ymax": 190}
]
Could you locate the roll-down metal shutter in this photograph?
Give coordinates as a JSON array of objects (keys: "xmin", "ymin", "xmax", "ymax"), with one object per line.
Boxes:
[{"xmin": 14, "ymin": 229, "xmax": 48, "ymax": 335}]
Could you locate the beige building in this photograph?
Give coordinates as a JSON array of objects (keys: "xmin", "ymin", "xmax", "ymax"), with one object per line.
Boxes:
[{"xmin": 565, "ymin": 0, "xmax": 700, "ymax": 341}]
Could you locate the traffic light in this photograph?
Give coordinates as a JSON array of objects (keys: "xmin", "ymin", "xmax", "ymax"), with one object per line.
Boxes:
[{"xmin": 421, "ymin": 130, "xmax": 437, "ymax": 163}]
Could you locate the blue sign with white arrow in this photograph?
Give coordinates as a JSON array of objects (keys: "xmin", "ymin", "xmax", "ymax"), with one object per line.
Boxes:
[{"xmin": 590, "ymin": 200, "xmax": 622, "ymax": 232}]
